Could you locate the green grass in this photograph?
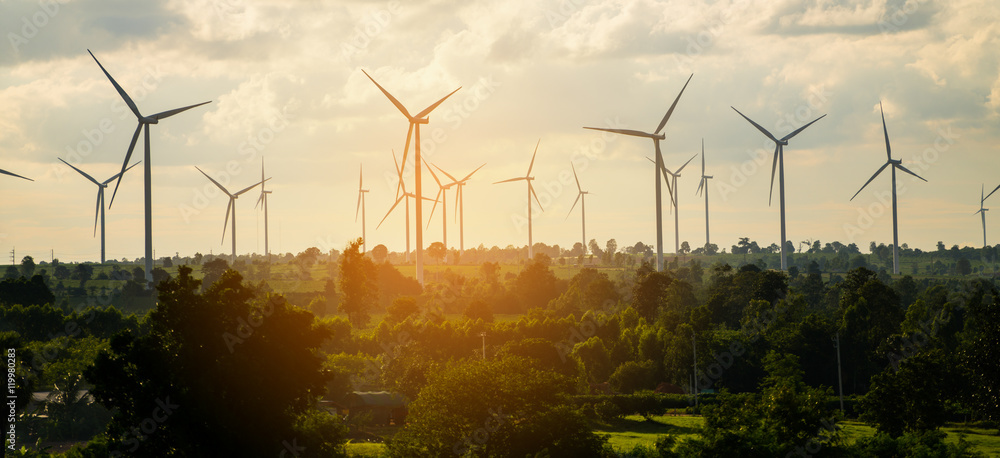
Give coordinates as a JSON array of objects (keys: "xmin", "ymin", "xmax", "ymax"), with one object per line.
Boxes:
[
  {"xmin": 345, "ymin": 441, "xmax": 386, "ymax": 457},
  {"xmin": 838, "ymin": 421, "xmax": 1000, "ymax": 455},
  {"xmin": 594, "ymin": 414, "xmax": 704, "ymax": 452}
]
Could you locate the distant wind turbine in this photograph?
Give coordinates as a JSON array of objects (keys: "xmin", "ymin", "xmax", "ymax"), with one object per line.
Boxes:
[
  {"xmin": 58, "ymin": 158, "xmax": 140, "ymax": 263},
  {"xmin": 378, "ymin": 150, "xmax": 436, "ymax": 262},
  {"xmin": 494, "ymin": 140, "xmax": 543, "ymax": 259},
  {"xmin": 363, "ymin": 70, "xmax": 460, "ymax": 285},
  {"xmin": 356, "ymin": 164, "xmax": 369, "ymax": 253},
  {"xmin": 584, "ymin": 73, "xmax": 693, "ymax": 272},
  {"xmin": 975, "ymin": 185, "xmax": 989, "ymax": 248},
  {"xmin": 89, "ymin": 49, "xmax": 211, "ymax": 284},
  {"xmin": 695, "ymin": 140, "xmax": 713, "ymax": 249},
  {"xmin": 849, "ymin": 101, "xmax": 926, "ymax": 275},
  {"xmin": 196, "ymin": 167, "xmax": 266, "ymax": 264},
  {"xmin": 566, "ymin": 163, "xmax": 589, "ymax": 255},
  {"xmin": 255, "ymin": 158, "xmax": 272, "ymax": 262},
  {"xmin": 659, "ymin": 153, "xmax": 697, "ymax": 254},
  {"xmin": 424, "ymin": 158, "xmax": 456, "ymax": 249},
  {"xmin": 432, "ymin": 163, "xmax": 485, "ymax": 255},
  {"xmin": 0, "ymin": 168, "xmax": 32, "ymax": 181},
  {"xmin": 732, "ymin": 106, "xmax": 826, "ymax": 271}
]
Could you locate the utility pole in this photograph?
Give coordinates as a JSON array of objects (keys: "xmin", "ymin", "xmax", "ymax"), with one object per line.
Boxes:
[
  {"xmin": 834, "ymin": 332, "xmax": 845, "ymax": 413},
  {"xmin": 479, "ymin": 332, "xmax": 486, "ymax": 359}
]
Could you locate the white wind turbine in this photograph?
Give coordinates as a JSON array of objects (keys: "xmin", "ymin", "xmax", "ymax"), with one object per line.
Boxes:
[
  {"xmin": 424, "ymin": 158, "xmax": 456, "ymax": 249},
  {"xmin": 975, "ymin": 185, "xmax": 989, "ymax": 248},
  {"xmin": 584, "ymin": 74, "xmax": 692, "ymax": 272},
  {"xmin": 58, "ymin": 158, "xmax": 140, "ymax": 263},
  {"xmin": 255, "ymin": 158, "xmax": 272, "ymax": 261},
  {"xmin": 378, "ymin": 150, "xmax": 436, "ymax": 262},
  {"xmin": 494, "ymin": 140, "xmax": 543, "ymax": 259},
  {"xmin": 356, "ymin": 164, "xmax": 369, "ymax": 253},
  {"xmin": 432, "ymin": 163, "xmax": 485, "ymax": 255},
  {"xmin": 732, "ymin": 106, "xmax": 826, "ymax": 271},
  {"xmin": 363, "ymin": 70, "xmax": 460, "ymax": 284},
  {"xmin": 196, "ymin": 167, "xmax": 267, "ymax": 264},
  {"xmin": 850, "ymin": 101, "xmax": 926, "ymax": 275},
  {"xmin": 566, "ymin": 163, "xmax": 589, "ymax": 255},
  {"xmin": 89, "ymin": 49, "xmax": 211, "ymax": 284},
  {"xmin": 695, "ymin": 140, "xmax": 713, "ymax": 249},
  {"xmin": 659, "ymin": 153, "xmax": 697, "ymax": 254}
]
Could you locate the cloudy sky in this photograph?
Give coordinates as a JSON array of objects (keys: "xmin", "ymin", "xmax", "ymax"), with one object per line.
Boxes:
[{"xmin": 1, "ymin": 0, "xmax": 998, "ymax": 263}]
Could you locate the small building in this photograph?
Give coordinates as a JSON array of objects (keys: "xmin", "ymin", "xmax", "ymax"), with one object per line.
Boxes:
[{"xmin": 344, "ymin": 391, "xmax": 408, "ymax": 426}]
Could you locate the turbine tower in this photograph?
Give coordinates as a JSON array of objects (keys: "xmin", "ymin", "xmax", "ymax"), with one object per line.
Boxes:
[
  {"xmin": 432, "ymin": 163, "xmax": 485, "ymax": 255},
  {"xmin": 975, "ymin": 185, "xmax": 989, "ymax": 248},
  {"xmin": 494, "ymin": 140, "xmax": 543, "ymax": 259},
  {"xmin": 255, "ymin": 158, "xmax": 272, "ymax": 262},
  {"xmin": 378, "ymin": 150, "xmax": 436, "ymax": 262},
  {"xmin": 584, "ymin": 73, "xmax": 692, "ymax": 272},
  {"xmin": 659, "ymin": 153, "xmax": 697, "ymax": 254},
  {"xmin": 0, "ymin": 168, "xmax": 32, "ymax": 181},
  {"xmin": 424, "ymin": 159, "xmax": 455, "ymax": 249},
  {"xmin": 363, "ymin": 70, "xmax": 460, "ymax": 285},
  {"xmin": 89, "ymin": 50, "xmax": 211, "ymax": 284},
  {"xmin": 732, "ymin": 106, "xmax": 826, "ymax": 271},
  {"xmin": 849, "ymin": 102, "xmax": 926, "ymax": 275},
  {"xmin": 356, "ymin": 164, "xmax": 369, "ymax": 253},
  {"xmin": 566, "ymin": 163, "xmax": 589, "ymax": 255},
  {"xmin": 695, "ymin": 140, "xmax": 713, "ymax": 249},
  {"xmin": 196, "ymin": 167, "xmax": 266, "ymax": 264},
  {"xmin": 58, "ymin": 158, "xmax": 140, "ymax": 263}
]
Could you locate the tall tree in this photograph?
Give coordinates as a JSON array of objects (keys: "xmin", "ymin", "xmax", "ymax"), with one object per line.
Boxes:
[{"xmin": 339, "ymin": 238, "xmax": 378, "ymax": 327}]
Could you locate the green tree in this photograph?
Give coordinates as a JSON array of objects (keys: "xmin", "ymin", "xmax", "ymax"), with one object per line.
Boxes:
[
  {"xmin": 200, "ymin": 258, "xmax": 229, "ymax": 290},
  {"xmin": 389, "ymin": 356, "xmax": 606, "ymax": 457},
  {"xmin": 608, "ymin": 360, "xmax": 656, "ymax": 394},
  {"xmin": 20, "ymin": 255, "xmax": 35, "ymax": 278},
  {"xmin": 861, "ymin": 349, "xmax": 963, "ymax": 437},
  {"xmin": 84, "ymin": 266, "xmax": 344, "ymax": 457},
  {"xmin": 371, "ymin": 244, "xmax": 389, "ymax": 264},
  {"xmin": 387, "ymin": 296, "xmax": 419, "ymax": 322},
  {"xmin": 426, "ymin": 241, "xmax": 447, "ymax": 264},
  {"xmin": 339, "ymin": 238, "xmax": 378, "ymax": 327},
  {"xmin": 512, "ymin": 254, "xmax": 558, "ymax": 311},
  {"xmin": 463, "ymin": 299, "xmax": 493, "ymax": 322}
]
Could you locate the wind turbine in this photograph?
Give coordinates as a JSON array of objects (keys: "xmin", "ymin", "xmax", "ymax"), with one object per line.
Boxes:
[
  {"xmin": 58, "ymin": 158, "xmax": 140, "ymax": 263},
  {"xmin": 196, "ymin": 167, "xmax": 267, "ymax": 264},
  {"xmin": 424, "ymin": 159, "xmax": 455, "ymax": 249},
  {"xmin": 1, "ymin": 168, "xmax": 32, "ymax": 181},
  {"xmin": 363, "ymin": 70, "xmax": 460, "ymax": 285},
  {"xmin": 584, "ymin": 73, "xmax": 692, "ymax": 272},
  {"xmin": 89, "ymin": 50, "xmax": 211, "ymax": 284},
  {"xmin": 975, "ymin": 185, "xmax": 988, "ymax": 248},
  {"xmin": 255, "ymin": 158, "xmax": 272, "ymax": 262},
  {"xmin": 432, "ymin": 163, "xmax": 485, "ymax": 255},
  {"xmin": 849, "ymin": 101, "xmax": 926, "ymax": 275},
  {"xmin": 731, "ymin": 106, "xmax": 826, "ymax": 271},
  {"xmin": 356, "ymin": 164, "xmax": 369, "ymax": 253},
  {"xmin": 659, "ymin": 153, "xmax": 697, "ymax": 254},
  {"xmin": 494, "ymin": 140, "xmax": 543, "ymax": 259},
  {"xmin": 566, "ymin": 163, "xmax": 589, "ymax": 256},
  {"xmin": 696, "ymin": 140, "xmax": 713, "ymax": 249},
  {"xmin": 377, "ymin": 150, "xmax": 436, "ymax": 262}
]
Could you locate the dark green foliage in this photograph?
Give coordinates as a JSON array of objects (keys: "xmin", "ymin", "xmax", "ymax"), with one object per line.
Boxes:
[
  {"xmin": 861, "ymin": 349, "xmax": 964, "ymax": 437},
  {"xmin": 960, "ymin": 285, "xmax": 1000, "ymax": 427},
  {"xmin": 387, "ymin": 296, "xmax": 420, "ymax": 323},
  {"xmin": 339, "ymin": 238, "xmax": 378, "ymax": 327},
  {"xmin": 199, "ymin": 258, "xmax": 229, "ymax": 290},
  {"xmin": 513, "ymin": 254, "xmax": 559, "ymax": 312},
  {"xmin": 85, "ymin": 266, "xmax": 341, "ymax": 457},
  {"xmin": 464, "ymin": 299, "xmax": 494, "ymax": 322},
  {"xmin": 0, "ymin": 275, "xmax": 54, "ymax": 306},
  {"xmin": 848, "ymin": 430, "xmax": 982, "ymax": 457},
  {"xmin": 609, "ymin": 360, "xmax": 656, "ymax": 394}
]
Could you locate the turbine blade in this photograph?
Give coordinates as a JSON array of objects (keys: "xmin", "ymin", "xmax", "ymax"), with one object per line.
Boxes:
[
  {"xmin": 426, "ymin": 189, "xmax": 443, "ymax": 227},
  {"xmin": 895, "ymin": 164, "xmax": 926, "ymax": 182},
  {"xmin": 423, "ymin": 158, "xmax": 442, "ymax": 187},
  {"xmin": 530, "ymin": 183, "xmax": 543, "ymax": 211},
  {"xmin": 676, "ymin": 153, "xmax": 697, "ymax": 174},
  {"xmin": 356, "ymin": 190, "xmax": 362, "ymax": 222},
  {"xmin": 392, "ymin": 148, "xmax": 406, "ymax": 197},
  {"xmin": 359, "ymin": 163, "xmax": 364, "ymax": 190},
  {"xmin": 234, "ymin": 178, "xmax": 266, "ymax": 196},
  {"xmin": 566, "ymin": 193, "xmax": 582, "ymax": 220},
  {"xmin": 103, "ymin": 161, "xmax": 141, "ymax": 185},
  {"xmin": 362, "ymin": 69, "xmax": 412, "ymax": 119},
  {"xmin": 850, "ymin": 162, "xmax": 891, "ymax": 201},
  {"xmin": 768, "ymin": 144, "xmax": 779, "ymax": 206},
  {"xmin": 732, "ymin": 106, "xmax": 779, "ymax": 144},
  {"xmin": 108, "ymin": 123, "xmax": 143, "ymax": 208},
  {"xmin": 527, "ymin": 139, "xmax": 540, "ymax": 175},
  {"xmin": 571, "ymin": 162, "xmax": 581, "ymax": 192},
  {"xmin": 221, "ymin": 199, "xmax": 233, "ymax": 244},
  {"xmin": 459, "ymin": 163, "xmax": 486, "ymax": 182},
  {"xmin": 256, "ymin": 192, "xmax": 264, "ymax": 210},
  {"xmin": 150, "ymin": 101, "xmax": 211, "ymax": 120},
  {"xmin": 696, "ymin": 178, "xmax": 705, "ymax": 196},
  {"xmin": 414, "ymin": 86, "xmax": 462, "ymax": 119},
  {"xmin": 975, "ymin": 209, "xmax": 984, "ymax": 215},
  {"xmin": 196, "ymin": 166, "xmax": 234, "ymax": 197},
  {"xmin": 377, "ymin": 196, "xmax": 405, "ymax": 229},
  {"xmin": 986, "ymin": 183, "xmax": 1000, "ymax": 201},
  {"xmin": 654, "ymin": 140, "xmax": 676, "ymax": 208},
  {"xmin": 399, "ymin": 123, "xmax": 414, "ymax": 183},
  {"xmin": 583, "ymin": 127, "xmax": 656, "ymax": 139},
  {"xmin": 880, "ymin": 101, "xmax": 891, "ymax": 160},
  {"xmin": 494, "ymin": 177, "xmax": 527, "ymax": 184},
  {"xmin": 654, "ymin": 73, "xmax": 693, "ymax": 134},
  {"xmin": 780, "ymin": 114, "xmax": 827, "ymax": 142},
  {"xmin": 58, "ymin": 158, "xmax": 101, "ymax": 186},
  {"xmin": 93, "ymin": 189, "xmax": 102, "ymax": 237},
  {"xmin": 433, "ymin": 164, "xmax": 459, "ymax": 183},
  {"xmin": 454, "ymin": 186, "xmax": 461, "ymax": 222},
  {"xmin": 0, "ymin": 168, "xmax": 32, "ymax": 181},
  {"xmin": 88, "ymin": 50, "xmax": 141, "ymax": 119}
]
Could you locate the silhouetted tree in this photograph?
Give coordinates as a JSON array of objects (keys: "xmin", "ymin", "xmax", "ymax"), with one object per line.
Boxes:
[
  {"xmin": 200, "ymin": 258, "xmax": 229, "ymax": 290},
  {"xmin": 426, "ymin": 242, "xmax": 447, "ymax": 264},
  {"xmin": 339, "ymin": 238, "xmax": 378, "ymax": 327},
  {"xmin": 371, "ymin": 244, "xmax": 389, "ymax": 264},
  {"xmin": 20, "ymin": 255, "xmax": 35, "ymax": 278}
]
